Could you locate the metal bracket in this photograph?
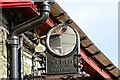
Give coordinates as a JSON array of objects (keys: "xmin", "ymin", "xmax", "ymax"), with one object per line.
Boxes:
[{"xmin": 7, "ymin": 36, "xmax": 19, "ymax": 45}]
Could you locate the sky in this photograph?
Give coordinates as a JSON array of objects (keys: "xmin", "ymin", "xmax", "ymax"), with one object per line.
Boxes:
[{"xmin": 56, "ymin": 0, "xmax": 119, "ymax": 68}]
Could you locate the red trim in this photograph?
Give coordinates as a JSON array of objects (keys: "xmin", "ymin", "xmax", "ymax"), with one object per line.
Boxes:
[
  {"xmin": 0, "ymin": 0, "xmax": 31, "ymax": 2},
  {"xmin": 0, "ymin": 2, "xmax": 33, "ymax": 8},
  {"xmin": 0, "ymin": 2, "xmax": 54, "ymax": 27},
  {"xmin": 0, "ymin": 2, "xmax": 113, "ymax": 78},
  {"xmin": 46, "ymin": 19, "xmax": 55, "ymax": 27},
  {"xmin": 28, "ymin": 5, "xmax": 112, "ymax": 78},
  {"xmin": 81, "ymin": 49, "xmax": 112, "ymax": 78},
  {"xmin": 30, "ymin": 4, "xmax": 55, "ymax": 27}
]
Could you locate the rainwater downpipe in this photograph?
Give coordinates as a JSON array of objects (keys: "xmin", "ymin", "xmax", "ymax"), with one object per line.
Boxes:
[{"xmin": 8, "ymin": 1, "xmax": 51, "ymax": 78}]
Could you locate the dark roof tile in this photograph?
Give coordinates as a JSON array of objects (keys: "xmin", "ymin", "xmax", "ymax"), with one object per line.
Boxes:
[{"xmin": 51, "ymin": 3, "xmax": 65, "ymax": 17}]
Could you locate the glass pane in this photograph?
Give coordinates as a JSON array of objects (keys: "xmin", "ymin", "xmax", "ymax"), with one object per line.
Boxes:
[{"xmin": 49, "ymin": 25, "xmax": 76, "ymax": 56}]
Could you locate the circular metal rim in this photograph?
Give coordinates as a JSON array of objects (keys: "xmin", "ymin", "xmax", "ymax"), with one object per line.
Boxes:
[{"xmin": 46, "ymin": 24, "xmax": 79, "ymax": 58}]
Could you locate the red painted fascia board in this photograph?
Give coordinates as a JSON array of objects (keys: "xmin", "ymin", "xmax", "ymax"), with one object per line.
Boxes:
[
  {"xmin": 28, "ymin": 2, "xmax": 55, "ymax": 27},
  {"xmin": 30, "ymin": 5, "xmax": 55, "ymax": 27},
  {"xmin": 31, "ymin": 4, "xmax": 112, "ymax": 77},
  {"xmin": 0, "ymin": 2, "xmax": 33, "ymax": 8},
  {"xmin": 0, "ymin": 2, "xmax": 54, "ymax": 27},
  {"xmin": 81, "ymin": 49, "xmax": 112, "ymax": 78}
]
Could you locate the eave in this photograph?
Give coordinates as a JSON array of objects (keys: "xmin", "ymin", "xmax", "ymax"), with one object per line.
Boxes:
[{"xmin": 49, "ymin": 2, "xmax": 120, "ymax": 79}]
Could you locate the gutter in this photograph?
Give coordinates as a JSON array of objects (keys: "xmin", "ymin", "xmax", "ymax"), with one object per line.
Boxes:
[
  {"xmin": 8, "ymin": 1, "xmax": 51, "ymax": 78},
  {"xmin": 9, "ymin": 1, "xmax": 51, "ymax": 37}
]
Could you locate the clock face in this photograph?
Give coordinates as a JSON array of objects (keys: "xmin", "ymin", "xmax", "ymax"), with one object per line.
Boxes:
[{"xmin": 46, "ymin": 25, "xmax": 77, "ymax": 57}]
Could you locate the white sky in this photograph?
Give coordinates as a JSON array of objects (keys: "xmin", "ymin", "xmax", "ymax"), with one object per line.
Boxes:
[{"xmin": 56, "ymin": 0, "xmax": 119, "ymax": 68}]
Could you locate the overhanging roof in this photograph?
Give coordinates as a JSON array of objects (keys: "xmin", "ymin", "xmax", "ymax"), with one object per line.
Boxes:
[
  {"xmin": 49, "ymin": 2, "xmax": 120, "ymax": 79},
  {"xmin": 8, "ymin": 1, "xmax": 119, "ymax": 79}
]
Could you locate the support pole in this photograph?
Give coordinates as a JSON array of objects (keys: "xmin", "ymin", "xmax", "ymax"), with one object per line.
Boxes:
[
  {"xmin": 8, "ymin": 1, "xmax": 52, "ymax": 79},
  {"xmin": 9, "ymin": 36, "xmax": 19, "ymax": 78}
]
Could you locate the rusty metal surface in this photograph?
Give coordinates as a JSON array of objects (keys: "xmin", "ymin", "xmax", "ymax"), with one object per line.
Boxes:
[{"xmin": 50, "ymin": 2, "xmax": 120, "ymax": 79}]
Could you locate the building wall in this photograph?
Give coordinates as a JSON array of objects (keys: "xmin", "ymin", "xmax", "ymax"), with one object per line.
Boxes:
[
  {"xmin": 0, "ymin": 28, "xmax": 7, "ymax": 78},
  {"xmin": 24, "ymin": 52, "xmax": 32, "ymax": 76},
  {"xmin": 0, "ymin": 28, "xmax": 32, "ymax": 78},
  {"xmin": 0, "ymin": 13, "xmax": 40, "ymax": 78}
]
